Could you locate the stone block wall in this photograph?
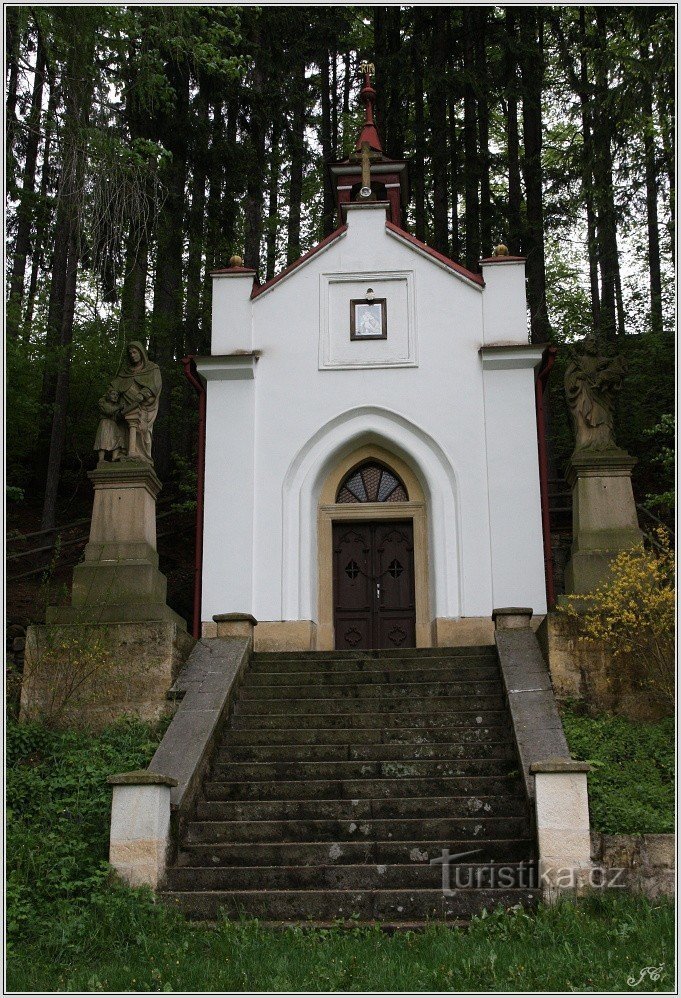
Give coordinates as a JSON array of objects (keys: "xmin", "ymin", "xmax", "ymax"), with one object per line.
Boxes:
[
  {"xmin": 537, "ymin": 612, "xmax": 671, "ymax": 721},
  {"xmin": 21, "ymin": 621, "xmax": 194, "ymax": 730},
  {"xmin": 591, "ymin": 833, "xmax": 675, "ymax": 899}
]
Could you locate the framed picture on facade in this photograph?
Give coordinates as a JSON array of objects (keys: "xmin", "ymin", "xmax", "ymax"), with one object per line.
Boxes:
[{"xmin": 350, "ymin": 297, "xmax": 387, "ymax": 340}]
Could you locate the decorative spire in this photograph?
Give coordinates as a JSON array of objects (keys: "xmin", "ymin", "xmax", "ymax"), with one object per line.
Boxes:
[{"xmin": 354, "ymin": 61, "xmax": 383, "ymax": 154}]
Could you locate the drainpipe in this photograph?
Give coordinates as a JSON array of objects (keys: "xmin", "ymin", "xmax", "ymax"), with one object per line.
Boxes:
[
  {"xmin": 535, "ymin": 345, "xmax": 558, "ymax": 609},
  {"xmin": 181, "ymin": 356, "xmax": 206, "ymax": 640}
]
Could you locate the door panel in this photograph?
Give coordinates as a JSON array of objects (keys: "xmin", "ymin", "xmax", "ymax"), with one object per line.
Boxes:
[{"xmin": 333, "ymin": 520, "xmax": 416, "ymax": 650}]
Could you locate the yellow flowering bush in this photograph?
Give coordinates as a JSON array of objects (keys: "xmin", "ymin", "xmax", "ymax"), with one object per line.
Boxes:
[{"xmin": 564, "ymin": 530, "xmax": 675, "ymax": 708}]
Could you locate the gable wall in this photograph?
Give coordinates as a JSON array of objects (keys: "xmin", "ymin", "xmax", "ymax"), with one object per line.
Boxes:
[{"xmin": 201, "ymin": 205, "xmax": 547, "ymax": 636}]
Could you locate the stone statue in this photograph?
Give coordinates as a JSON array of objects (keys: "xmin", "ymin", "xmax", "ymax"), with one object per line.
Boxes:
[
  {"xmin": 564, "ymin": 335, "xmax": 626, "ymax": 452},
  {"xmin": 94, "ymin": 341, "xmax": 162, "ymax": 465},
  {"xmin": 94, "ymin": 388, "xmax": 126, "ymax": 462}
]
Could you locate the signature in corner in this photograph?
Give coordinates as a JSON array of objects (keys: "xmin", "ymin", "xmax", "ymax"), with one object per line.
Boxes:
[{"xmin": 627, "ymin": 964, "xmax": 665, "ymax": 988}]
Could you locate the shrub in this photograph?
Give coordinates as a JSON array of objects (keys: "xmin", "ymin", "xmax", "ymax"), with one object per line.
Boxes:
[{"xmin": 562, "ymin": 532, "xmax": 674, "ymax": 709}]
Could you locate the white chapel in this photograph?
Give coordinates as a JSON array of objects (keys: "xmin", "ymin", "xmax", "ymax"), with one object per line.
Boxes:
[{"xmin": 193, "ymin": 69, "xmax": 549, "ymax": 652}]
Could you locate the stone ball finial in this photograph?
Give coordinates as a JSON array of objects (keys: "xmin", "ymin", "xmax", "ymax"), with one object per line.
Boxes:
[
  {"xmin": 229, "ymin": 254, "xmax": 244, "ymax": 267},
  {"xmin": 493, "ymin": 244, "xmax": 509, "ymax": 257}
]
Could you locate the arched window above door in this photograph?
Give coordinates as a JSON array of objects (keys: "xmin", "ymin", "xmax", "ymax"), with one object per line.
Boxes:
[{"xmin": 335, "ymin": 460, "xmax": 409, "ymax": 504}]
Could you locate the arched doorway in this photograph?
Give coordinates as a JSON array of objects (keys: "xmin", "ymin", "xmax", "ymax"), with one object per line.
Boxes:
[{"xmin": 317, "ymin": 445, "xmax": 430, "ymax": 650}]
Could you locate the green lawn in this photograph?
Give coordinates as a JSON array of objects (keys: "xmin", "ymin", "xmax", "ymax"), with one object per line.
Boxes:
[
  {"xmin": 6, "ymin": 892, "xmax": 676, "ymax": 992},
  {"xmin": 6, "ymin": 714, "xmax": 675, "ymax": 992}
]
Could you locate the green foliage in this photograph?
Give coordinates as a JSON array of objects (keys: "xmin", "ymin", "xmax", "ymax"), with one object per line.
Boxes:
[
  {"xmin": 170, "ymin": 453, "xmax": 198, "ymax": 513},
  {"xmin": 641, "ymin": 413, "xmax": 675, "ymax": 516},
  {"xmin": 561, "ymin": 708, "xmax": 675, "ymax": 833},
  {"xmin": 6, "ymin": 717, "xmax": 167, "ymax": 949}
]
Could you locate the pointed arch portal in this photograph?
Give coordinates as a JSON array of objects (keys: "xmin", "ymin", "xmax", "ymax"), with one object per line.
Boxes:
[{"xmin": 280, "ymin": 405, "xmax": 463, "ymax": 650}]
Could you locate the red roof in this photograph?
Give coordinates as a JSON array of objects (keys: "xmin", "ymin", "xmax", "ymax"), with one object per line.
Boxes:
[
  {"xmin": 251, "ymin": 225, "xmax": 348, "ymax": 299},
  {"xmin": 385, "ymin": 222, "xmax": 484, "ymax": 286},
  {"xmin": 250, "ymin": 219, "xmax": 484, "ymax": 299}
]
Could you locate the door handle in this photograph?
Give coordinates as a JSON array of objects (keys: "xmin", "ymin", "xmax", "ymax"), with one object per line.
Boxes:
[{"xmin": 375, "ymin": 580, "xmax": 381, "ymax": 602}]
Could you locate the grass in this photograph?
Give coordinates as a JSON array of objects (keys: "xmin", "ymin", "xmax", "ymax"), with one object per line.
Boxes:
[
  {"xmin": 6, "ymin": 893, "xmax": 676, "ymax": 992},
  {"xmin": 560, "ymin": 707, "xmax": 675, "ymax": 834},
  {"xmin": 5, "ymin": 714, "xmax": 676, "ymax": 991}
]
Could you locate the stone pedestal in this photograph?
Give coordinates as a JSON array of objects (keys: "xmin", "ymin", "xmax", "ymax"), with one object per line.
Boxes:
[
  {"xmin": 22, "ymin": 460, "xmax": 193, "ymax": 728},
  {"xmin": 46, "ymin": 461, "xmax": 184, "ymax": 626},
  {"xmin": 563, "ymin": 450, "xmax": 643, "ymax": 595}
]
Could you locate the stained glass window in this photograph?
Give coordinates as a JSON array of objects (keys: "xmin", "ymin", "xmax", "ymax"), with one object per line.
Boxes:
[{"xmin": 335, "ymin": 462, "xmax": 409, "ymax": 504}]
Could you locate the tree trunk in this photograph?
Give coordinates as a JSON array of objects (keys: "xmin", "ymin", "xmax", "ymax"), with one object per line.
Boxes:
[
  {"xmin": 462, "ymin": 10, "xmax": 480, "ymax": 270},
  {"xmin": 342, "ymin": 52, "xmax": 351, "ymax": 116},
  {"xmin": 475, "ymin": 9, "xmax": 492, "ymax": 256},
  {"xmin": 578, "ymin": 9, "xmax": 601, "ymax": 332},
  {"xmin": 243, "ymin": 57, "xmax": 266, "ymax": 271},
  {"xmin": 5, "ymin": 7, "xmax": 21, "ymax": 199},
  {"xmin": 554, "ymin": 8, "xmax": 600, "ymax": 330},
  {"xmin": 201, "ymin": 97, "xmax": 225, "ymax": 349},
  {"xmin": 331, "ymin": 51, "xmax": 338, "ymax": 158},
  {"xmin": 430, "ymin": 11, "xmax": 449, "ymax": 255},
  {"xmin": 638, "ymin": 17, "xmax": 663, "ymax": 334},
  {"xmin": 185, "ymin": 87, "xmax": 209, "ymax": 354},
  {"xmin": 504, "ymin": 9, "xmax": 522, "ymax": 254},
  {"xmin": 25, "ymin": 70, "xmax": 57, "ymax": 337},
  {"xmin": 411, "ymin": 20, "xmax": 426, "ymax": 241},
  {"xmin": 40, "ymin": 16, "xmax": 96, "ymax": 528},
  {"xmin": 120, "ymin": 231, "xmax": 148, "ymax": 342},
  {"xmin": 319, "ymin": 49, "xmax": 335, "ymax": 236},
  {"xmin": 650, "ymin": 25, "xmax": 674, "ymax": 258},
  {"xmin": 591, "ymin": 8, "xmax": 622, "ymax": 341},
  {"xmin": 287, "ymin": 62, "xmax": 306, "ymax": 262},
  {"xmin": 40, "ymin": 223, "xmax": 80, "ymax": 529},
  {"xmin": 380, "ymin": 7, "xmax": 404, "ymax": 157},
  {"xmin": 448, "ymin": 91, "xmax": 460, "ymax": 261},
  {"xmin": 7, "ymin": 30, "xmax": 46, "ymax": 339},
  {"xmin": 265, "ymin": 120, "xmax": 281, "ymax": 281},
  {"xmin": 150, "ymin": 62, "xmax": 189, "ymax": 479},
  {"xmin": 518, "ymin": 7, "xmax": 551, "ymax": 343}
]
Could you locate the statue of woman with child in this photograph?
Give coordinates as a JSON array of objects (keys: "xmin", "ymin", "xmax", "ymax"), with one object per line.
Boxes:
[{"xmin": 94, "ymin": 341, "xmax": 162, "ymax": 465}]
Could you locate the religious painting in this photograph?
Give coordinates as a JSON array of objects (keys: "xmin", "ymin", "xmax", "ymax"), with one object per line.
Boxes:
[{"xmin": 350, "ymin": 297, "xmax": 387, "ymax": 340}]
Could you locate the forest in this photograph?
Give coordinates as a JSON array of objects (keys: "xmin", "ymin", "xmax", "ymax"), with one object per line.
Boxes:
[{"xmin": 5, "ymin": 5, "xmax": 675, "ymax": 536}]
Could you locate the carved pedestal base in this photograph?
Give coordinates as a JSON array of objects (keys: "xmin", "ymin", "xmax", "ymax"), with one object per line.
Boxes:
[
  {"xmin": 563, "ymin": 450, "xmax": 643, "ymax": 595},
  {"xmin": 22, "ymin": 461, "xmax": 193, "ymax": 728},
  {"xmin": 47, "ymin": 460, "xmax": 185, "ymax": 627}
]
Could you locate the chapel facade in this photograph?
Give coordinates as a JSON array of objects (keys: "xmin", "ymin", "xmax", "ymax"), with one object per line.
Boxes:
[{"xmin": 193, "ymin": 69, "xmax": 551, "ymax": 652}]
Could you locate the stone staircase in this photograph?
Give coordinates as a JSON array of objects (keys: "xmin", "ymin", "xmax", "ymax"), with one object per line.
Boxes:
[{"xmin": 162, "ymin": 646, "xmax": 539, "ymax": 925}]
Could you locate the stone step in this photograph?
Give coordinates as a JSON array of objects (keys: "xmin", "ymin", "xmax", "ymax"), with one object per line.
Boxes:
[
  {"xmin": 245, "ymin": 664, "xmax": 501, "ymax": 685},
  {"xmin": 176, "ymin": 837, "xmax": 535, "ymax": 868},
  {"xmin": 186, "ymin": 815, "xmax": 530, "ymax": 845},
  {"xmin": 234, "ymin": 695, "xmax": 506, "ymax": 716},
  {"xmin": 165, "ymin": 861, "xmax": 538, "ymax": 892},
  {"xmin": 231, "ymin": 710, "xmax": 508, "ymax": 731},
  {"xmin": 202, "ymin": 774, "xmax": 521, "ymax": 801},
  {"xmin": 223, "ymin": 725, "xmax": 512, "ymax": 746},
  {"xmin": 240, "ymin": 680, "xmax": 504, "ymax": 700},
  {"xmin": 194, "ymin": 794, "xmax": 528, "ymax": 822},
  {"xmin": 250, "ymin": 647, "xmax": 496, "ymax": 663},
  {"xmin": 162, "ymin": 886, "xmax": 539, "ymax": 922},
  {"xmin": 210, "ymin": 758, "xmax": 515, "ymax": 782},
  {"xmin": 216, "ymin": 741, "xmax": 515, "ymax": 764}
]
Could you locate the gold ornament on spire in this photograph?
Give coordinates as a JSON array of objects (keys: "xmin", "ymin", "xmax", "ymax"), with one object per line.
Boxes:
[{"xmin": 359, "ymin": 60, "xmax": 375, "ymax": 77}]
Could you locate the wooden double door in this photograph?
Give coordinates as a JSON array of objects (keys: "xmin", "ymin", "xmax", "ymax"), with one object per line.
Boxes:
[{"xmin": 332, "ymin": 520, "xmax": 416, "ymax": 650}]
